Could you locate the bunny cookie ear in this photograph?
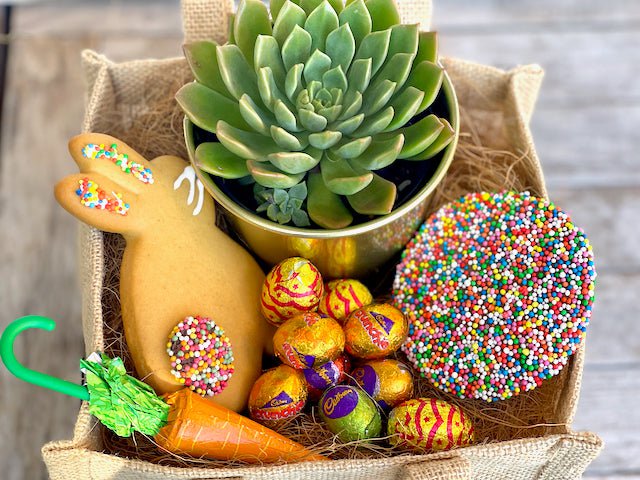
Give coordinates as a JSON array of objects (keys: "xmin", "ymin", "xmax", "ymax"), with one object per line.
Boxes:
[
  {"xmin": 54, "ymin": 172, "xmax": 142, "ymax": 236},
  {"xmin": 68, "ymin": 133, "xmax": 155, "ymax": 194}
]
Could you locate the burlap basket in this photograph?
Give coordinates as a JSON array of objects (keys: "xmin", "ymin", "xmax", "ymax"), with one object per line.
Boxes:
[{"xmin": 41, "ymin": 0, "xmax": 603, "ymax": 478}]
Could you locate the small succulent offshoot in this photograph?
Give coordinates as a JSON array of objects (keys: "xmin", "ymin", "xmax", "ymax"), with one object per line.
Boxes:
[{"xmin": 177, "ymin": 0, "xmax": 455, "ymax": 229}]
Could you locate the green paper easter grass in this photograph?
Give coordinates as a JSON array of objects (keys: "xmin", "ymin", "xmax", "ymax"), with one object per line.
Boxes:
[{"xmin": 92, "ymin": 94, "xmax": 576, "ymax": 466}]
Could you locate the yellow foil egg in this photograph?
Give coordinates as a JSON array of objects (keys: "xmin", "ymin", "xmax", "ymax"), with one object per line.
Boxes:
[
  {"xmin": 261, "ymin": 257, "xmax": 324, "ymax": 326},
  {"xmin": 351, "ymin": 359, "xmax": 414, "ymax": 410},
  {"xmin": 344, "ymin": 304, "xmax": 408, "ymax": 359},
  {"xmin": 273, "ymin": 312, "xmax": 345, "ymax": 369},
  {"xmin": 248, "ymin": 365, "xmax": 307, "ymax": 425},
  {"xmin": 388, "ymin": 398, "xmax": 475, "ymax": 452},
  {"xmin": 319, "ymin": 279, "xmax": 373, "ymax": 323}
]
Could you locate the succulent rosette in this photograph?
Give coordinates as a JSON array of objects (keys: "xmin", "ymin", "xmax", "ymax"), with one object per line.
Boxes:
[{"xmin": 177, "ymin": 0, "xmax": 454, "ymax": 228}]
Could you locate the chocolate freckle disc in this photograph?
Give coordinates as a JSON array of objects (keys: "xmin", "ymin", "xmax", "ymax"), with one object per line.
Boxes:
[{"xmin": 392, "ymin": 191, "xmax": 596, "ymax": 402}]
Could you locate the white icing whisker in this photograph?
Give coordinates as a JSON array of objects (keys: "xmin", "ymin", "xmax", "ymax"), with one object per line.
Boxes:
[{"xmin": 173, "ymin": 165, "xmax": 205, "ymax": 216}]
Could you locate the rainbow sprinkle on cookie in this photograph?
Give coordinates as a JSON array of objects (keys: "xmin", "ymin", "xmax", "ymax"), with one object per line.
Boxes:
[
  {"xmin": 393, "ymin": 191, "xmax": 596, "ymax": 402},
  {"xmin": 76, "ymin": 178, "xmax": 130, "ymax": 215},
  {"xmin": 82, "ymin": 143, "xmax": 154, "ymax": 184},
  {"xmin": 167, "ymin": 316, "xmax": 235, "ymax": 397}
]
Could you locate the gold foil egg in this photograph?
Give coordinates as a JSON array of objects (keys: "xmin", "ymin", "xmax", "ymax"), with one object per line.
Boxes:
[
  {"xmin": 344, "ymin": 304, "xmax": 408, "ymax": 359},
  {"xmin": 261, "ymin": 257, "xmax": 324, "ymax": 326},
  {"xmin": 388, "ymin": 398, "xmax": 475, "ymax": 452},
  {"xmin": 248, "ymin": 365, "xmax": 307, "ymax": 424},
  {"xmin": 319, "ymin": 279, "xmax": 373, "ymax": 323},
  {"xmin": 350, "ymin": 359, "xmax": 414, "ymax": 410},
  {"xmin": 273, "ymin": 312, "xmax": 345, "ymax": 369}
]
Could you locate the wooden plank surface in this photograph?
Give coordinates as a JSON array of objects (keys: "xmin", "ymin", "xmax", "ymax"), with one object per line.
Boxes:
[{"xmin": 0, "ymin": 1, "xmax": 637, "ymax": 479}]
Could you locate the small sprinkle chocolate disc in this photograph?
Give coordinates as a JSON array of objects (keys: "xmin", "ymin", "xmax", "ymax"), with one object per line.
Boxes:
[
  {"xmin": 393, "ymin": 192, "xmax": 596, "ymax": 402},
  {"xmin": 167, "ymin": 316, "xmax": 235, "ymax": 397}
]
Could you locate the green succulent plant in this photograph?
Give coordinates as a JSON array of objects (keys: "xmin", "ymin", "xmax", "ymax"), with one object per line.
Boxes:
[
  {"xmin": 177, "ymin": 0, "xmax": 455, "ymax": 229},
  {"xmin": 254, "ymin": 181, "xmax": 311, "ymax": 226}
]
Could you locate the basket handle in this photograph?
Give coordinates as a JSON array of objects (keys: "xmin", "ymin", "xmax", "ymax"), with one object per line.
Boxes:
[
  {"xmin": 181, "ymin": 0, "xmax": 434, "ymax": 45},
  {"xmin": 402, "ymin": 456, "xmax": 470, "ymax": 480}
]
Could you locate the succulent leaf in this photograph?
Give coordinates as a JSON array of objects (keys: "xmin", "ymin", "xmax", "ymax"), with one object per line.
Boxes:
[
  {"xmin": 416, "ymin": 31, "xmax": 438, "ymax": 64},
  {"xmin": 248, "ymin": 160, "xmax": 305, "ymax": 188},
  {"xmin": 321, "ymin": 156, "xmax": 373, "ymax": 195},
  {"xmin": 334, "ymin": 136, "xmax": 372, "ymax": 158},
  {"xmin": 183, "ymin": 41, "xmax": 233, "ymax": 99},
  {"xmin": 239, "ymin": 94, "xmax": 276, "ymax": 136},
  {"xmin": 217, "ymin": 45, "xmax": 264, "ymax": 106},
  {"xmin": 338, "ymin": 0, "xmax": 372, "ymax": 46},
  {"xmin": 267, "ymin": 149, "xmax": 320, "ymax": 173},
  {"xmin": 217, "ymin": 121, "xmax": 281, "ymax": 159},
  {"xmin": 385, "ymin": 86, "xmax": 424, "ymax": 132},
  {"xmin": 307, "ymin": 172, "xmax": 353, "ymax": 228},
  {"xmin": 273, "ymin": 1, "xmax": 307, "ymax": 46},
  {"xmin": 352, "ymin": 105, "xmax": 394, "ymax": 136},
  {"xmin": 282, "ymin": 25, "xmax": 313, "ymax": 70},
  {"xmin": 364, "ymin": 0, "xmax": 401, "ymax": 31},
  {"xmin": 387, "ymin": 24, "xmax": 419, "ymax": 58},
  {"xmin": 350, "ymin": 134, "xmax": 403, "ymax": 170},
  {"xmin": 176, "ymin": 83, "xmax": 249, "ymax": 132},
  {"xmin": 325, "ymin": 24, "xmax": 356, "ymax": 72},
  {"xmin": 196, "ymin": 142, "xmax": 250, "ymax": 179},
  {"xmin": 180, "ymin": 0, "xmax": 455, "ymax": 228},
  {"xmin": 234, "ymin": 0, "xmax": 273, "ymax": 64},
  {"xmin": 404, "ymin": 118, "xmax": 454, "ymax": 160},
  {"xmin": 347, "ymin": 173, "xmax": 396, "ymax": 214},
  {"xmin": 305, "ymin": 1, "xmax": 340, "ymax": 52},
  {"xmin": 255, "ymin": 35, "xmax": 287, "ymax": 85},
  {"xmin": 397, "ymin": 114, "xmax": 444, "ymax": 158},
  {"xmin": 404, "ymin": 60, "xmax": 444, "ymax": 112},
  {"xmin": 354, "ymin": 29, "xmax": 390, "ymax": 76}
]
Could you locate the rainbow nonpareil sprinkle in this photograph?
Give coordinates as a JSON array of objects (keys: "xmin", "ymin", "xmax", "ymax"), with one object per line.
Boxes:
[
  {"xmin": 82, "ymin": 143, "xmax": 154, "ymax": 184},
  {"xmin": 76, "ymin": 178, "xmax": 130, "ymax": 215},
  {"xmin": 393, "ymin": 191, "xmax": 596, "ymax": 402},
  {"xmin": 167, "ymin": 316, "xmax": 235, "ymax": 397}
]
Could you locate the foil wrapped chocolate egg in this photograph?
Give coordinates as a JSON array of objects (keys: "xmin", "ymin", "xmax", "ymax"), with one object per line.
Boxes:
[
  {"xmin": 344, "ymin": 304, "xmax": 408, "ymax": 359},
  {"xmin": 388, "ymin": 398, "xmax": 474, "ymax": 452},
  {"xmin": 248, "ymin": 365, "xmax": 307, "ymax": 424},
  {"xmin": 350, "ymin": 359, "xmax": 414, "ymax": 410},
  {"xmin": 273, "ymin": 312, "xmax": 345, "ymax": 369},
  {"xmin": 261, "ymin": 257, "xmax": 324, "ymax": 326},
  {"xmin": 319, "ymin": 279, "xmax": 373, "ymax": 323},
  {"xmin": 319, "ymin": 385, "xmax": 382, "ymax": 442},
  {"xmin": 304, "ymin": 354, "xmax": 351, "ymax": 401}
]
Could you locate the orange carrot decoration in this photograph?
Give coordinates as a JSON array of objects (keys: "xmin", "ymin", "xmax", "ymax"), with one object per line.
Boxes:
[
  {"xmin": 0, "ymin": 317, "xmax": 327, "ymax": 464},
  {"xmin": 157, "ymin": 389, "xmax": 326, "ymax": 463}
]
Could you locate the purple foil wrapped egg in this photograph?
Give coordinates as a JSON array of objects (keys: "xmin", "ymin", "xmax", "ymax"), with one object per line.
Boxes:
[{"xmin": 303, "ymin": 355, "xmax": 350, "ymax": 400}]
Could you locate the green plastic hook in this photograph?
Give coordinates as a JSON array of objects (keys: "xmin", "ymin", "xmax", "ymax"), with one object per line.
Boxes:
[{"xmin": 0, "ymin": 316, "xmax": 90, "ymax": 401}]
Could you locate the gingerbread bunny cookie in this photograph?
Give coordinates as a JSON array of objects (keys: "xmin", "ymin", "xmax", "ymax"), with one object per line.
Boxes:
[{"xmin": 55, "ymin": 133, "xmax": 275, "ymax": 412}]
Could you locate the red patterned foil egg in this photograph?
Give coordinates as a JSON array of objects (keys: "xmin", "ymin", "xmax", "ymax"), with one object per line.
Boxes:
[
  {"xmin": 248, "ymin": 365, "xmax": 307, "ymax": 424},
  {"xmin": 261, "ymin": 257, "xmax": 324, "ymax": 326},
  {"xmin": 388, "ymin": 398, "xmax": 474, "ymax": 452},
  {"xmin": 319, "ymin": 279, "xmax": 373, "ymax": 323},
  {"xmin": 343, "ymin": 304, "xmax": 408, "ymax": 359},
  {"xmin": 273, "ymin": 312, "xmax": 345, "ymax": 369}
]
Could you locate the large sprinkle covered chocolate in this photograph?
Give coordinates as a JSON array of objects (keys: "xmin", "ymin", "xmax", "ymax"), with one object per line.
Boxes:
[
  {"xmin": 393, "ymin": 191, "xmax": 596, "ymax": 401},
  {"xmin": 261, "ymin": 257, "xmax": 324, "ymax": 326}
]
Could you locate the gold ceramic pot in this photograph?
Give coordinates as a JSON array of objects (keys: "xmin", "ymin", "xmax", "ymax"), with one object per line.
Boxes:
[{"xmin": 184, "ymin": 72, "xmax": 459, "ymax": 279}]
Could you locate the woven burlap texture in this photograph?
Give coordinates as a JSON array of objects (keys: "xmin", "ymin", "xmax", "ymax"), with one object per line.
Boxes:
[{"xmin": 42, "ymin": 0, "xmax": 602, "ymax": 478}]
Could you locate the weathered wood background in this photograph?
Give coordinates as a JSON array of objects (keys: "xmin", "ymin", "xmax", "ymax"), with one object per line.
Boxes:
[{"xmin": 0, "ymin": 0, "xmax": 637, "ymax": 478}]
